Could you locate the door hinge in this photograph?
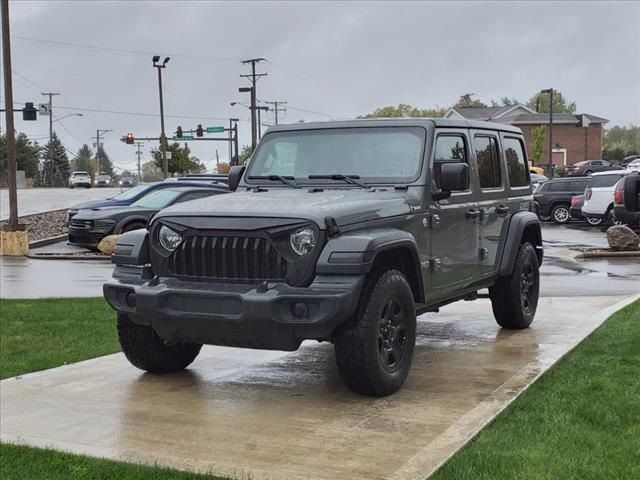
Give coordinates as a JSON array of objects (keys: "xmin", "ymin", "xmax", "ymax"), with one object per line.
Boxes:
[
  {"xmin": 430, "ymin": 258, "xmax": 442, "ymax": 272},
  {"xmin": 426, "ymin": 214, "xmax": 440, "ymax": 228}
]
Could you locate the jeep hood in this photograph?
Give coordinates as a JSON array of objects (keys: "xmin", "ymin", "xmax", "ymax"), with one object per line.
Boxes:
[{"xmin": 154, "ymin": 188, "xmax": 418, "ymax": 228}]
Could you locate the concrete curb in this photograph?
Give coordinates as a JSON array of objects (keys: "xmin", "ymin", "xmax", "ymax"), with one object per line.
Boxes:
[
  {"xmin": 28, "ymin": 234, "xmax": 68, "ymax": 249},
  {"xmin": 576, "ymin": 250, "xmax": 640, "ymax": 259}
]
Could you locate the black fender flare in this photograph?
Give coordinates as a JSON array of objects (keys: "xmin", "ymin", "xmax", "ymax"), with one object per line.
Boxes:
[
  {"xmin": 316, "ymin": 228, "xmax": 424, "ymax": 302},
  {"xmin": 114, "ymin": 216, "xmax": 149, "ymax": 235},
  {"xmin": 111, "ymin": 229, "xmax": 150, "ymax": 266},
  {"xmin": 498, "ymin": 211, "xmax": 543, "ymax": 277}
]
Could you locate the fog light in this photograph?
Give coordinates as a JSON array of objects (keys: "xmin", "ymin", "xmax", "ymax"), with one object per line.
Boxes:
[
  {"xmin": 125, "ymin": 292, "xmax": 136, "ymax": 308},
  {"xmin": 291, "ymin": 302, "xmax": 308, "ymax": 318}
]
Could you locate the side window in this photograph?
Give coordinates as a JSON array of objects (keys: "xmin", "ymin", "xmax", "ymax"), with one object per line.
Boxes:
[
  {"xmin": 474, "ymin": 135, "xmax": 501, "ymax": 189},
  {"xmin": 591, "ymin": 161, "xmax": 602, "ymax": 166},
  {"xmin": 175, "ymin": 191, "xmax": 214, "ymax": 203},
  {"xmin": 433, "ymin": 134, "xmax": 468, "ymax": 189},
  {"xmin": 503, "ymin": 137, "xmax": 529, "ymax": 188}
]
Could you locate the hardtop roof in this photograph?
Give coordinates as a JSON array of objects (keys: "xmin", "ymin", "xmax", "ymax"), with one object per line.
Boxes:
[{"xmin": 264, "ymin": 117, "xmax": 522, "ymax": 135}]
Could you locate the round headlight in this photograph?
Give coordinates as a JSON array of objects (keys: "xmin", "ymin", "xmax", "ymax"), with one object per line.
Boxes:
[
  {"xmin": 290, "ymin": 227, "xmax": 316, "ymax": 256},
  {"xmin": 158, "ymin": 225, "xmax": 182, "ymax": 251}
]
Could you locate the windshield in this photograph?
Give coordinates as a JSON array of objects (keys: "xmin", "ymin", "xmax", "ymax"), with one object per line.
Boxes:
[
  {"xmin": 245, "ymin": 127, "xmax": 426, "ymax": 184},
  {"xmin": 131, "ymin": 189, "xmax": 182, "ymax": 208},
  {"xmin": 112, "ymin": 183, "xmax": 151, "ymax": 200}
]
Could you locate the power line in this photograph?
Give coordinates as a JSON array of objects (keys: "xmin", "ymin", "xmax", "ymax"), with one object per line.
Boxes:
[
  {"xmin": 55, "ymin": 104, "xmax": 241, "ymax": 122},
  {"xmin": 264, "ymin": 100, "xmax": 287, "ymax": 125}
]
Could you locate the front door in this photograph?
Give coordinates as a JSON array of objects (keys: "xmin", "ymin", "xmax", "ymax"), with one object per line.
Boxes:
[
  {"xmin": 470, "ymin": 131, "xmax": 508, "ymax": 279},
  {"xmin": 428, "ymin": 129, "xmax": 479, "ymax": 302}
]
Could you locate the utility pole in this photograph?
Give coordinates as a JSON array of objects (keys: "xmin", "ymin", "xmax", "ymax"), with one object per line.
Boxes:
[
  {"xmin": 265, "ymin": 100, "xmax": 287, "ymax": 125},
  {"xmin": 135, "ymin": 142, "xmax": 143, "ymax": 182},
  {"xmin": 257, "ymin": 105, "xmax": 269, "ymax": 139},
  {"xmin": 215, "ymin": 149, "xmax": 219, "ymax": 173},
  {"xmin": 152, "ymin": 56, "xmax": 170, "ymax": 177},
  {"xmin": 228, "ymin": 118, "xmax": 234, "ymax": 163},
  {"xmin": 2, "ymin": 0, "xmax": 22, "ymax": 231},
  {"xmin": 232, "ymin": 119, "xmax": 239, "ymax": 166},
  {"xmin": 41, "ymin": 91, "xmax": 60, "ymax": 187},
  {"xmin": 93, "ymin": 129, "xmax": 112, "ymax": 176},
  {"xmin": 540, "ymin": 88, "xmax": 554, "ymax": 175},
  {"xmin": 240, "ymin": 58, "xmax": 267, "ymax": 151}
]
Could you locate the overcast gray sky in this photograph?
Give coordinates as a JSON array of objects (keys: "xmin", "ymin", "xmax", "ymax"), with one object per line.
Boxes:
[{"xmin": 3, "ymin": 0, "xmax": 640, "ymax": 173}]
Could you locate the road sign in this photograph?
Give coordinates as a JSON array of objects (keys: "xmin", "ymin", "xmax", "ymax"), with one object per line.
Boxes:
[
  {"xmin": 206, "ymin": 126, "xmax": 225, "ymax": 133},
  {"xmin": 38, "ymin": 103, "xmax": 50, "ymax": 116},
  {"xmin": 173, "ymin": 135, "xmax": 193, "ymax": 140}
]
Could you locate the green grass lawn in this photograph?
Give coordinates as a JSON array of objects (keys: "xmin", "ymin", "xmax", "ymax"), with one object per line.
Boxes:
[
  {"xmin": 432, "ymin": 299, "xmax": 640, "ymax": 480},
  {"xmin": 1, "ymin": 298, "xmax": 638, "ymax": 479},
  {"xmin": 0, "ymin": 298, "xmax": 119, "ymax": 379}
]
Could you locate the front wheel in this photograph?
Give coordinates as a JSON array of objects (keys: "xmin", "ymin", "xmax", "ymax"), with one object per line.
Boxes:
[
  {"xmin": 489, "ymin": 243, "xmax": 539, "ymax": 329},
  {"xmin": 117, "ymin": 313, "xmax": 202, "ymax": 373},
  {"xmin": 334, "ymin": 269, "xmax": 416, "ymax": 397},
  {"xmin": 551, "ymin": 204, "xmax": 571, "ymax": 224}
]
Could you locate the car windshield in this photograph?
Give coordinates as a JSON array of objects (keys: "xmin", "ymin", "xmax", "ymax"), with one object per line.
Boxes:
[
  {"xmin": 131, "ymin": 189, "xmax": 182, "ymax": 209},
  {"xmin": 97, "ymin": 175, "xmax": 110, "ymax": 180},
  {"xmin": 112, "ymin": 183, "xmax": 150, "ymax": 200},
  {"xmin": 245, "ymin": 127, "xmax": 426, "ymax": 184}
]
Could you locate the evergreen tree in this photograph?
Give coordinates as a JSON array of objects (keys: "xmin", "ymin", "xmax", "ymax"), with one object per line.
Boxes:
[
  {"xmin": 72, "ymin": 144, "xmax": 95, "ymax": 177},
  {"xmin": 96, "ymin": 145, "xmax": 115, "ymax": 177},
  {"xmin": 153, "ymin": 142, "xmax": 203, "ymax": 176},
  {"xmin": 0, "ymin": 132, "xmax": 41, "ymax": 182},
  {"xmin": 41, "ymin": 132, "xmax": 71, "ymax": 187}
]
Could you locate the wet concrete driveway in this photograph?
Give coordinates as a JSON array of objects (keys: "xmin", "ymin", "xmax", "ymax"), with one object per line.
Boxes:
[{"xmin": 1, "ymin": 295, "xmax": 636, "ymax": 480}]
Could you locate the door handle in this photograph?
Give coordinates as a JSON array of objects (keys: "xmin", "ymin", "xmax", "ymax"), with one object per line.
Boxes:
[
  {"xmin": 465, "ymin": 208, "xmax": 482, "ymax": 219},
  {"xmin": 496, "ymin": 205, "xmax": 510, "ymax": 216}
]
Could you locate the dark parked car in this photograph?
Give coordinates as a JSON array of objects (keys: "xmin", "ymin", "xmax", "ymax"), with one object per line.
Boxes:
[
  {"xmin": 530, "ymin": 173, "xmax": 548, "ymax": 191},
  {"xmin": 613, "ymin": 174, "xmax": 640, "ymax": 228},
  {"xmin": 533, "ymin": 177, "xmax": 590, "ymax": 223},
  {"xmin": 68, "ymin": 186, "xmax": 226, "ymax": 249},
  {"xmin": 104, "ymin": 118, "xmax": 543, "ymax": 397},
  {"xmin": 565, "ymin": 160, "xmax": 617, "ymax": 177},
  {"xmin": 66, "ymin": 180, "xmax": 228, "ymax": 223}
]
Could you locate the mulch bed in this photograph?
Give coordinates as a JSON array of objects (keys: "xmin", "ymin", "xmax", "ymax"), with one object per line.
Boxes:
[{"xmin": 1, "ymin": 210, "xmax": 68, "ymax": 242}]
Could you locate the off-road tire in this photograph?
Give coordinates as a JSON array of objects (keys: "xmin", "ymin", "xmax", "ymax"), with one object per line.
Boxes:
[
  {"xmin": 334, "ymin": 269, "xmax": 416, "ymax": 397},
  {"xmin": 117, "ymin": 313, "xmax": 202, "ymax": 373},
  {"xmin": 489, "ymin": 242, "xmax": 539, "ymax": 329},
  {"xmin": 551, "ymin": 204, "xmax": 571, "ymax": 224}
]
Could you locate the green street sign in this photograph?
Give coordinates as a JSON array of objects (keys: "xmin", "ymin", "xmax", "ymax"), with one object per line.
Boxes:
[
  {"xmin": 206, "ymin": 126, "xmax": 225, "ymax": 133},
  {"xmin": 173, "ymin": 135, "xmax": 194, "ymax": 140}
]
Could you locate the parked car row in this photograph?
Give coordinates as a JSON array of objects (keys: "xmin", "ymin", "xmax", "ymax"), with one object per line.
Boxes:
[
  {"xmin": 67, "ymin": 177, "xmax": 229, "ymax": 249},
  {"xmin": 68, "ymin": 172, "xmax": 139, "ymax": 189},
  {"xmin": 533, "ymin": 169, "xmax": 639, "ymax": 227}
]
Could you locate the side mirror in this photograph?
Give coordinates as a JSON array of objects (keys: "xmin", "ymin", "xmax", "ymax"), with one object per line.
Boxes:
[
  {"xmin": 228, "ymin": 165, "xmax": 245, "ymax": 192},
  {"xmin": 622, "ymin": 174, "xmax": 639, "ymax": 211},
  {"xmin": 433, "ymin": 163, "xmax": 469, "ymax": 201}
]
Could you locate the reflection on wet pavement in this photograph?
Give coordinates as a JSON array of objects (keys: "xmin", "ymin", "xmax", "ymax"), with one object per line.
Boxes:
[{"xmin": 1, "ymin": 296, "xmax": 634, "ymax": 480}]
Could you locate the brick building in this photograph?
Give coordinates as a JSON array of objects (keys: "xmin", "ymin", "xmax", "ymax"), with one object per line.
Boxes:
[{"xmin": 444, "ymin": 105, "xmax": 608, "ymax": 167}]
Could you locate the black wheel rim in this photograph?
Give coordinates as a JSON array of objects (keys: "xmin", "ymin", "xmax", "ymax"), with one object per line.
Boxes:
[
  {"xmin": 520, "ymin": 260, "xmax": 536, "ymax": 315},
  {"xmin": 377, "ymin": 298, "xmax": 408, "ymax": 373}
]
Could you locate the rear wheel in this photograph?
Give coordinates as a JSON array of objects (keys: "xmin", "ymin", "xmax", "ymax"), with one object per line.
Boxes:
[
  {"xmin": 489, "ymin": 242, "xmax": 539, "ymax": 329},
  {"xmin": 334, "ymin": 269, "xmax": 416, "ymax": 397},
  {"xmin": 117, "ymin": 313, "xmax": 202, "ymax": 373},
  {"xmin": 551, "ymin": 204, "xmax": 571, "ymax": 224},
  {"xmin": 586, "ymin": 216, "xmax": 603, "ymax": 226}
]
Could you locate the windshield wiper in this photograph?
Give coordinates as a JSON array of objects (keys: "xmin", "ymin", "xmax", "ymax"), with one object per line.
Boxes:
[
  {"xmin": 247, "ymin": 175, "xmax": 299, "ymax": 188},
  {"xmin": 308, "ymin": 174, "xmax": 368, "ymax": 188}
]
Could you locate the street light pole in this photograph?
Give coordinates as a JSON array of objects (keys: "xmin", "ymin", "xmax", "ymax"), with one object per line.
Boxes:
[
  {"xmin": 540, "ymin": 88, "xmax": 554, "ymax": 174},
  {"xmin": 153, "ymin": 55, "xmax": 170, "ymax": 177},
  {"xmin": 41, "ymin": 91, "xmax": 60, "ymax": 187},
  {"xmin": 1, "ymin": 0, "xmax": 22, "ymax": 231}
]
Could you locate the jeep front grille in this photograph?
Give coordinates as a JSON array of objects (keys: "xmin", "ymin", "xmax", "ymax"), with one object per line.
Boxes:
[{"xmin": 167, "ymin": 235, "xmax": 287, "ymax": 282}]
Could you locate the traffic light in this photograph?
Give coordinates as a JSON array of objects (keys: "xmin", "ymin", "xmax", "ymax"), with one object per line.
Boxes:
[
  {"xmin": 196, "ymin": 124, "xmax": 203, "ymax": 137},
  {"xmin": 125, "ymin": 133, "xmax": 135, "ymax": 144},
  {"xmin": 22, "ymin": 102, "xmax": 37, "ymax": 121},
  {"xmin": 176, "ymin": 126, "xmax": 183, "ymax": 138}
]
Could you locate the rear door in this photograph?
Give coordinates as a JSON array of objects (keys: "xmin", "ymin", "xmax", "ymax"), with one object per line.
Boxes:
[
  {"xmin": 470, "ymin": 130, "xmax": 508, "ymax": 279},
  {"xmin": 428, "ymin": 129, "xmax": 479, "ymax": 301}
]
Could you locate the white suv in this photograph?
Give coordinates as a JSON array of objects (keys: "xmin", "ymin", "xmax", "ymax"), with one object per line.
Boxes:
[
  {"xmin": 582, "ymin": 170, "xmax": 629, "ymax": 224},
  {"xmin": 69, "ymin": 171, "xmax": 92, "ymax": 189}
]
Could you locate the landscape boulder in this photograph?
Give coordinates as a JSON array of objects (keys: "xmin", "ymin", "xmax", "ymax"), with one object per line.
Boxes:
[
  {"xmin": 606, "ymin": 225, "xmax": 640, "ymax": 251},
  {"xmin": 97, "ymin": 234, "xmax": 122, "ymax": 255}
]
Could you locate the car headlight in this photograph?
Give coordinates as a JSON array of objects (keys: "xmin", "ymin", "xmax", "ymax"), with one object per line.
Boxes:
[
  {"xmin": 289, "ymin": 227, "xmax": 316, "ymax": 256},
  {"xmin": 158, "ymin": 225, "xmax": 182, "ymax": 251},
  {"xmin": 93, "ymin": 219, "xmax": 117, "ymax": 228}
]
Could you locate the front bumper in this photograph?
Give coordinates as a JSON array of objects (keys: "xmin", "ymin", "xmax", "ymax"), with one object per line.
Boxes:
[
  {"xmin": 104, "ymin": 267, "xmax": 364, "ymax": 351},
  {"xmin": 68, "ymin": 226, "xmax": 113, "ymax": 248}
]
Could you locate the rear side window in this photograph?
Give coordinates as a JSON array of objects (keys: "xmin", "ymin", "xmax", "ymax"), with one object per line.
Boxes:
[
  {"xmin": 433, "ymin": 134, "xmax": 468, "ymax": 189},
  {"xmin": 503, "ymin": 137, "xmax": 529, "ymax": 187},
  {"xmin": 572, "ymin": 180, "xmax": 589, "ymax": 191},
  {"xmin": 590, "ymin": 174, "xmax": 625, "ymax": 188},
  {"xmin": 474, "ymin": 136, "xmax": 501, "ymax": 189},
  {"xmin": 547, "ymin": 181, "xmax": 568, "ymax": 192}
]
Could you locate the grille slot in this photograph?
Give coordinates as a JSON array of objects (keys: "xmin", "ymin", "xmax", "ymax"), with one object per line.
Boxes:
[{"xmin": 168, "ymin": 235, "xmax": 287, "ymax": 282}]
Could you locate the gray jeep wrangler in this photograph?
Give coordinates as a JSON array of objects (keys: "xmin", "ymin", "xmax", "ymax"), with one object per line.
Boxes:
[{"xmin": 104, "ymin": 119, "xmax": 542, "ymax": 396}]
